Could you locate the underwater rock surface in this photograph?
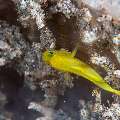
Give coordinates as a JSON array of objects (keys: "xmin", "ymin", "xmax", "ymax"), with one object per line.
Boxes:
[
  {"xmin": 0, "ymin": 0, "xmax": 120, "ymax": 120},
  {"xmin": 81, "ymin": 0, "xmax": 120, "ymax": 20}
]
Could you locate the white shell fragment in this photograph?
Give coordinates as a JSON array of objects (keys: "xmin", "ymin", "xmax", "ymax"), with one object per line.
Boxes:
[
  {"xmin": 112, "ymin": 34, "xmax": 120, "ymax": 46},
  {"xmin": 0, "ymin": 41, "xmax": 10, "ymax": 50},
  {"xmin": 112, "ymin": 34, "xmax": 120, "ymax": 63},
  {"xmin": 82, "ymin": 31, "xmax": 97, "ymax": 44},
  {"xmin": 0, "ymin": 58, "xmax": 6, "ymax": 66},
  {"xmin": 114, "ymin": 70, "xmax": 120, "ymax": 78},
  {"xmin": 90, "ymin": 54, "xmax": 109, "ymax": 65},
  {"xmin": 82, "ymin": 8, "xmax": 92, "ymax": 22}
]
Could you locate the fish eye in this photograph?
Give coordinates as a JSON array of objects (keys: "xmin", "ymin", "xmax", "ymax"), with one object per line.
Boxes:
[{"xmin": 48, "ymin": 51, "xmax": 54, "ymax": 55}]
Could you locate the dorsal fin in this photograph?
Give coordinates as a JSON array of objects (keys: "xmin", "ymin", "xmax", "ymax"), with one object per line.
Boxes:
[{"xmin": 71, "ymin": 44, "xmax": 79, "ymax": 57}]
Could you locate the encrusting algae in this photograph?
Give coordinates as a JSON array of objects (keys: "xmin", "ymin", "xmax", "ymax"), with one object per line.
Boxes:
[{"xmin": 43, "ymin": 48, "xmax": 120, "ymax": 96}]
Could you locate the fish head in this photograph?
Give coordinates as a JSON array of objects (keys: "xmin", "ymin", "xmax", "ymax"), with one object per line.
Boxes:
[{"xmin": 42, "ymin": 50, "xmax": 56, "ymax": 64}]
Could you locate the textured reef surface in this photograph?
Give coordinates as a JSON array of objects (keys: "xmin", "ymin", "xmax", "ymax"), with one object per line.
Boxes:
[{"xmin": 0, "ymin": 0, "xmax": 120, "ymax": 120}]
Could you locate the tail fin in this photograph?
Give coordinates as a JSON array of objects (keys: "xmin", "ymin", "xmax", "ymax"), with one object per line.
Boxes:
[{"xmin": 113, "ymin": 89, "xmax": 120, "ymax": 96}]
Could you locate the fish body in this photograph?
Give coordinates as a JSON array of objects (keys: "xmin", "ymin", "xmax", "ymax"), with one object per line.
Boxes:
[{"xmin": 43, "ymin": 49, "xmax": 120, "ymax": 96}]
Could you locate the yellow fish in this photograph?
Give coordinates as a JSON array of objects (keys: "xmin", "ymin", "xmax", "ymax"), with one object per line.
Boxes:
[{"xmin": 42, "ymin": 49, "xmax": 120, "ymax": 96}]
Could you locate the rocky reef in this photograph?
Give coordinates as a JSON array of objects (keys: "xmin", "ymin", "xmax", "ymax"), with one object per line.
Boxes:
[{"xmin": 0, "ymin": 0, "xmax": 120, "ymax": 120}]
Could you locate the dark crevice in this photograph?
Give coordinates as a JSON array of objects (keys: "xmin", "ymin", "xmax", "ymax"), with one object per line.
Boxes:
[
  {"xmin": 0, "ymin": 0, "xmax": 18, "ymax": 25},
  {"xmin": 0, "ymin": 66, "xmax": 24, "ymax": 104},
  {"xmin": 101, "ymin": 90, "xmax": 114, "ymax": 107},
  {"xmin": 47, "ymin": 13, "xmax": 80, "ymax": 51},
  {"xmin": 55, "ymin": 77, "xmax": 95, "ymax": 119}
]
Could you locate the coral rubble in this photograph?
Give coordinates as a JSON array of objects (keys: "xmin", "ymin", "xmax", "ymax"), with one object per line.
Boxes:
[{"xmin": 0, "ymin": 0, "xmax": 120, "ymax": 119}]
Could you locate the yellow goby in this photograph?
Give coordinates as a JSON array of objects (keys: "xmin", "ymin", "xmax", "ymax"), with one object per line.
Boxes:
[{"xmin": 42, "ymin": 49, "xmax": 120, "ymax": 96}]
